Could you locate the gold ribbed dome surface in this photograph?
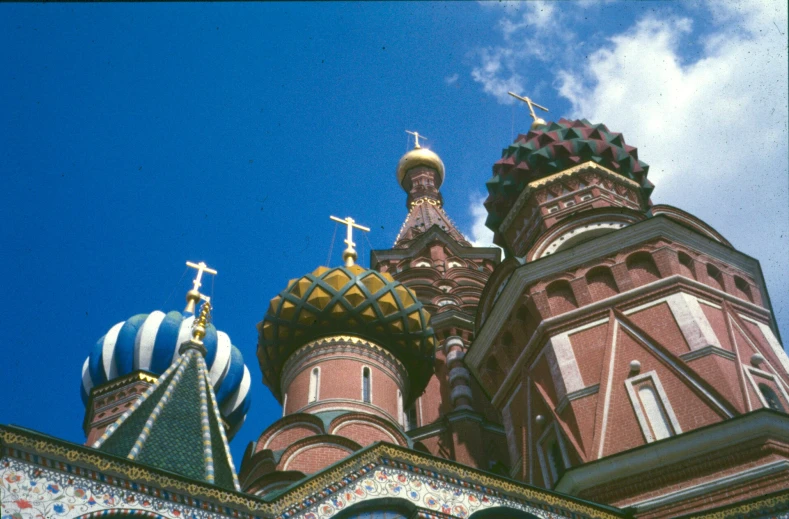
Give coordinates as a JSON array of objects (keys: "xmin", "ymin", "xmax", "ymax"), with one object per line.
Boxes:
[
  {"xmin": 396, "ymin": 147, "xmax": 445, "ymax": 189},
  {"xmin": 258, "ymin": 265, "xmax": 436, "ymax": 402}
]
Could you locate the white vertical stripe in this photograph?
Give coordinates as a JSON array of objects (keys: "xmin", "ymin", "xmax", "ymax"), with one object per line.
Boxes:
[
  {"xmin": 101, "ymin": 322, "xmax": 124, "ymax": 380},
  {"xmin": 666, "ymin": 293, "xmax": 721, "ymax": 351},
  {"xmin": 545, "ymin": 333, "xmax": 585, "ymax": 402},
  {"xmin": 220, "ymin": 366, "xmax": 251, "ymax": 415},
  {"xmin": 174, "ymin": 315, "xmax": 196, "ymax": 363},
  {"xmin": 755, "ymin": 321, "xmax": 789, "ymax": 375},
  {"xmin": 134, "ymin": 311, "xmax": 166, "ymax": 371},
  {"xmin": 210, "ymin": 331, "xmax": 232, "ymax": 386},
  {"xmin": 82, "ymin": 357, "xmax": 94, "ymax": 393}
]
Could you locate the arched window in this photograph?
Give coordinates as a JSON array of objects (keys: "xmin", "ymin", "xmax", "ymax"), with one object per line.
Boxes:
[
  {"xmin": 362, "ymin": 367, "xmax": 371, "ymax": 403},
  {"xmin": 706, "ymin": 263, "xmax": 724, "ymax": 291},
  {"xmin": 546, "ymin": 280, "xmax": 578, "ymax": 314},
  {"xmin": 678, "ymin": 252, "xmax": 695, "ymax": 280},
  {"xmin": 734, "ymin": 276, "xmax": 753, "ymax": 302},
  {"xmin": 397, "ymin": 390, "xmax": 404, "ymax": 427},
  {"xmin": 627, "ymin": 252, "xmax": 661, "ymax": 286},
  {"xmin": 308, "ymin": 367, "xmax": 320, "ymax": 403},
  {"xmin": 333, "ymin": 498, "xmax": 413, "ymax": 519},
  {"xmin": 759, "ymin": 383, "xmax": 785, "ymax": 412},
  {"xmin": 585, "ymin": 266, "xmax": 619, "ymax": 301}
]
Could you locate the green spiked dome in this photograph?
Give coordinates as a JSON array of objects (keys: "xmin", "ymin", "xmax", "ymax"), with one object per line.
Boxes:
[
  {"xmin": 258, "ymin": 264, "xmax": 436, "ymax": 401},
  {"xmin": 485, "ymin": 118, "xmax": 653, "ymax": 234}
]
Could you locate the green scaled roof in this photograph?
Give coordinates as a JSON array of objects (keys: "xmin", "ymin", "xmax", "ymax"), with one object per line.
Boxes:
[
  {"xmin": 485, "ymin": 118, "xmax": 653, "ymax": 233},
  {"xmin": 91, "ymin": 345, "xmax": 240, "ymax": 491}
]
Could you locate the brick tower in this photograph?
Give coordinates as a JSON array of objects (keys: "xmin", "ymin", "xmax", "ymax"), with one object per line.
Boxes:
[
  {"xmin": 465, "ymin": 118, "xmax": 789, "ymax": 517},
  {"xmin": 371, "ymin": 139, "xmax": 507, "ymax": 472},
  {"xmin": 239, "ymin": 227, "xmax": 437, "ymax": 496}
]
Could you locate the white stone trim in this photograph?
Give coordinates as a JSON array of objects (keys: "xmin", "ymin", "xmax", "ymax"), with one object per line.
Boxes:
[
  {"xmin": 664, "ymin": 292, "xmax": 722, "ymax": 351},
  {"xmin": 597, "ymin": 319, "xmax": 620, "ymax": 459},
  {"xmin": 545, "ymin": 334, "xmax": 585, "ymax": 403},
  {"xmin": 624, "ymin": 371, "xmax": 682, "ymax": 443}
]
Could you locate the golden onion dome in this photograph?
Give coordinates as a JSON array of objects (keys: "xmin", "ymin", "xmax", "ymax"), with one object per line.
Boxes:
[
  {"xmin": 258, "ymin": 264, "xmax": 436, "ymax": 403},
  {"xmin": 396, "ymin": 146, "xmax": 445, "ymax": 190}
]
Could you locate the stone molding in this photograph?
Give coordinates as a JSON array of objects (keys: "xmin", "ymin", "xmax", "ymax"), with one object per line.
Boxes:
[{"xmin": 554, "ymin": 410, "xmax": 789, "ymax": 496}]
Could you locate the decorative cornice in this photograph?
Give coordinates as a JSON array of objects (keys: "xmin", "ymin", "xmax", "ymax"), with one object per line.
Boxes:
[
  {"xmin": 468, "ymin": 215, "xmax": 771, "ymax": 388},
  {"xmin": 679, "ymin": 345, "xmax": 737, "ymax": 362},
  {"xmin": 499, "ymin": 162, "xmax": 640, "ymax": 235},
  {"xmin": 554, "ymin": 410, "xmax": 789, "ymax": 496},
  {"xmin": 1, "ymin": 425, "xmax": 624, "ymax": 519}
]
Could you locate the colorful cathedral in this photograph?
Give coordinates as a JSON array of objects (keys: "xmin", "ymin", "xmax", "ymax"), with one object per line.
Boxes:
[{"xmin": 3, "ymin": 103, "xmax": 789, "ymax": 519}]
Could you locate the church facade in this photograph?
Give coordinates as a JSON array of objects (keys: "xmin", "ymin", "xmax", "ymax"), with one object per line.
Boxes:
[{"xmin": 2, "ymin": 112, "xmax": 789, "ymax": 519}]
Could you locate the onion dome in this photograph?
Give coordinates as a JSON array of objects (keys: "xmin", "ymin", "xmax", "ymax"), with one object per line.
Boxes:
[
  {"xmin": 80, "ymin": 310, "xmax": 251, "ymax": 438},
  {"xmin": 485, "ymin": 118, "xmax": 653, "ymax": 232},
  {"xmin": 259, "ymin": 265, "xmax": 436, "ymax": 401},
  {"xmin": 397, "ymin": 146, "xmax": 445, "ymax": 190}
]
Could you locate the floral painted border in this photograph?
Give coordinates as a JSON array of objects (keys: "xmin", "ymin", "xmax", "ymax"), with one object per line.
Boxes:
[
  {"xmin": 289, "ymin": 466, "xmax": 552, "ymax": 519},
  {"xmin": 0, "ymin": 458, "xmax": 230, "ymax": 519}
]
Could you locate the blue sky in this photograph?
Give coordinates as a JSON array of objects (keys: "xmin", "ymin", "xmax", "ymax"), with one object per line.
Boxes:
[{"xmin": 1, "ymin": 1, "xmax": 787, "ymax": 466}]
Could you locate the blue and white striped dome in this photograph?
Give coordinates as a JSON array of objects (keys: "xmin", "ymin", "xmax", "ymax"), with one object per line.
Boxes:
[{"xmin": 81, "ymin": 310, "xmax": 251, "ymax": 438}]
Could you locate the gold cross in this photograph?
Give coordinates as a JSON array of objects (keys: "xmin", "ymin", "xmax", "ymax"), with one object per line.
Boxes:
[
  {"xmin": 406, "ymin": 130, "xmax": 427, "ymax": 149},
  {"xmin": 184, "ymin": 261, "xmax": 217, "ymax": 313},
  {"xmin": 508, "ymin": 91, "xmax": 549, "ymax": 127},
  {"xmin": 330, "ymin": 215, "xmax": 370, "ymax": 267}
]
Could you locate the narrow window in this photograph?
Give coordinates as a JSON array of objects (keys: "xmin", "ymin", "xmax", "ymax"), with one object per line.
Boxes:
[
  {"xmin": 397, "ymin": 390, "xmax": 404, "ymax": 427},
  {"xmin": 759, "ymin": 383, "xmax": 786, "ymax": 412},
  {"xmin": 548, "ymin": 440, "xmax": 566, "ymax": 481},
  {"xmin": 638, "ymin": 385, "xmax": 672, "ymax": 440},
  {"xmin": 362, "ymin": 367, "xmax": 371, "ymax": 403},
  {"xmin": 308, "ymin": 367, "xmax": 320, "ymax": 403},
  {"xmin": 405, "ymin": 405, "xmax": 418, "ymax": 431}
]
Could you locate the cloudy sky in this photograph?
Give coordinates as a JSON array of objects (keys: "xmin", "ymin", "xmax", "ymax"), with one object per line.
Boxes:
[{"xmin": 1, "ymin": 1, "xmax": 786, "ymax": 465}]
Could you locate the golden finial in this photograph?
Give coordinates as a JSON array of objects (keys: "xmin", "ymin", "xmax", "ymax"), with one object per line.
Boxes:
[
  {"xmin": 329, "ymin": 215, "xmax": 370, "ymax": 267},
  {"xmin": 406, "ymin": 130, "xmax": 427, "ymax": 149},
  {"xmin": 508, "ymin": 91, "xmax": 549, "ymax": 129},
  {"xmin": 191, "ymin": 299, "xmax": 212, "ymax": 343},
  {"xmin": 184, "ymin": 261, "xmax": 217, "ymax": 313}
]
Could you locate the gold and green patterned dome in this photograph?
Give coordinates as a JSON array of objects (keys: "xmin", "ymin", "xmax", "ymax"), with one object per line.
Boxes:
[{"xmin": 257, "ymin": 264, "xmax": 436, "ymax": 401}]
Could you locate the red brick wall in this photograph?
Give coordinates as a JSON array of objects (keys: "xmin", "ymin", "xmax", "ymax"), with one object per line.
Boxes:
[{"xmin": 282, "ymin": 444, "xmax": 352, "ymax": 474}]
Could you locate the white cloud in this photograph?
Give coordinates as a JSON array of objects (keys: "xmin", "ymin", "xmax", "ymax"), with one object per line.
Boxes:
[
  {"xmin": 467, "ymin": 193, "xmax": 498, "ymax": 248},
  {"xmin": 469, "ymin": 0, "xmax": 789, "ymax": 334},
  {"xmin": 557, "ymin": 2, "xmax": 788, "ymax": 327},
  {"xmin": 445, "ymin": 73, "xmax": 459, "ymax": 85}
]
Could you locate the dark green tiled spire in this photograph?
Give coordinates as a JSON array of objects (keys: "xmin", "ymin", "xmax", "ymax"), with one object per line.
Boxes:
[{"xmin": 91, "ymin": 341, "xmax": 240, "ymax": 491}]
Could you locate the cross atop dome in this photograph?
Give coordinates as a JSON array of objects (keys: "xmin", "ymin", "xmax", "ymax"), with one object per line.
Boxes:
[
  {"xmin": 185, "ymin": 260, "xmax": 217, "ymax": 313},
  {"xmin": 330, "ymin": 215, "xmax": 370, "ymax": 267},
  {"xmin": 508, "ymin": 91, "xmax": 549, "ymax": 129},
  {"xmin": 406, "ymin": 130, "xmax": 427, "ymax": 149}
]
